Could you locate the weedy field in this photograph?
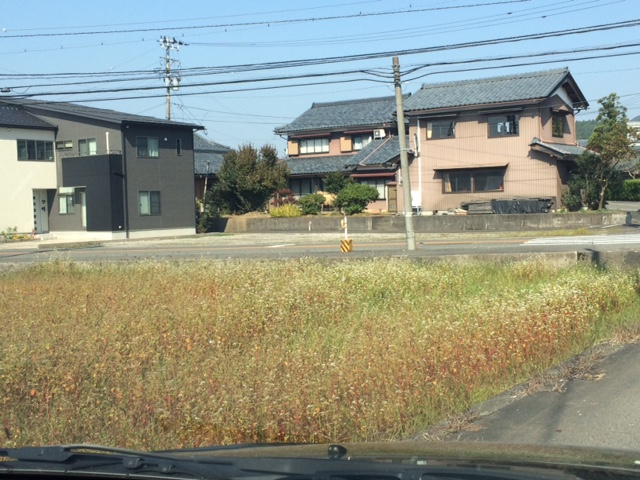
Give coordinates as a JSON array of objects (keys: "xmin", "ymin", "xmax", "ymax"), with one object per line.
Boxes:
[{"xmin": 1, "ymin": 258, "xmax": 639, "ymax": 450}]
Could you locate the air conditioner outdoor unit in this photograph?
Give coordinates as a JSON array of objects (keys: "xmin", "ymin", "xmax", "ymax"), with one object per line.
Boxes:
[{"xmin": 373, "ymin": 129, "xmax": 386, "ymax": 139}]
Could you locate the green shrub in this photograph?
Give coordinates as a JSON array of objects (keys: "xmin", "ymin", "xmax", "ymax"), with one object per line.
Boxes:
[
  {"xmin": 619, "ymin": 180, "xmax": 640, "ymax": 201},
  {"xmin": 196, "ymin": 193, "xmax": 221, "ymax": 233},
  {"xmin": 323, "ymin": 171, "xmax": 353, "ymax": 194},
  {"xmin": 334, "ymin": 183, "xmax": 379, "ymax": 215},
  {"xmin": 270, "ymin": 204, "xmax": 302, "ymax": 218},
  {"xmin": 298, "ymin": 194, "xmax": 326, "ymax": 215},
  {"xmin": 1, "ymin": 226, "xmax": 17, "ymax": 241}
]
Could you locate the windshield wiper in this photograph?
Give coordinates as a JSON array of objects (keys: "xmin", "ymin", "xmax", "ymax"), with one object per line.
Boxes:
[{"xmin": 0, "ymin": 444, "xmax": 222, "ymax": 479}]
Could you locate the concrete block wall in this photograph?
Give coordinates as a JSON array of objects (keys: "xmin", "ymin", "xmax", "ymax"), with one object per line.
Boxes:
[{"xmin": 211, "ymin": 212, "xmax": 629, "ymax": 234}]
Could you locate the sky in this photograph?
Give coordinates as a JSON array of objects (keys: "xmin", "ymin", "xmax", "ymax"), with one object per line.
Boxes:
[{"xmin": 1, "ymin": 0, "xmax": 639, "ymax": 154}]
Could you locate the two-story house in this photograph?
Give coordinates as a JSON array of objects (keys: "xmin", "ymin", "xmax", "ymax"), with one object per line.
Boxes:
[
  {"xmin": 274, "ymin": 96, "xmax": 411, "ymax": 213},
  {"xmin": 194, "ymin": 134, "xmax": 232, "ymax": 202},
  {"xmin": 402, "ymin": 68, "xmax": 589, "ymax": 213},
  {"xmin": 0, "ymin": 104, "xmax": 58, "ymax": 235},
  {"xmin": 0, "ymin": 99, "xmax": 203, "ymax": 239}
]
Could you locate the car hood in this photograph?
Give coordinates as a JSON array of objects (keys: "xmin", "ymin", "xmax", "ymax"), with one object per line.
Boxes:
[{"xmin": 167, "ymin": 441, "xmax": 640, "ymax": 471}]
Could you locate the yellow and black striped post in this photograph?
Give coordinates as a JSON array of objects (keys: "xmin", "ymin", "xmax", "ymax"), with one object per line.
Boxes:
[
  {"xmin": 340, "ymin": 215, "xmax": 353, "ymax": 252},
  {"xmin": 340, "ymin": 238, "xmax": 353, "ymax": 253}
]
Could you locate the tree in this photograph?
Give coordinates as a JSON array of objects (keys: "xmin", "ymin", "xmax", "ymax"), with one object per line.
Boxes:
[
  {"xmin": 562, "ymin": 151, "xmax": 622, "ymax": 210},
  {"xmin": 323, "ymin": 171, "xmax": 352, "ymax": 194},
  {"xmin": 586, "ymin": 93, "xmax": 638, "ymax": 209},
  {"xmin": 210, "ymin": 144, "xmax": 289, "ymax": 214},
  {"xmin": 333, "ymin": 183, "xmax": 379, "ymax": 215}
]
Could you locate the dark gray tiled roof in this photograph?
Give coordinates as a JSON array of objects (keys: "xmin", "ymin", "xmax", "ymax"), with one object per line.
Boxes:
[
  {"xmin": 530, "ymin": 137, "xmax": 586, "ymax": 158},
  {"xmin": 275, "ymin": 96, "xmax": 403, "ymax": 134},
  {"xmin": 404, "ymin": 68, "xmax": 582, "ymax": 113},
  {"xmin": 3, "ymin": 98, "xmax": 202, "ymax": 129},
  {"xmin": 284, "ymin": 155, "xmax": 353, "ymax": 175},
  {"xmin": 0, "ymin": 104, "xmax": 56, "ymax": 129},
  {"xmin": 194, "ymin": 134, "xmax": 231, "ymax": 175},
  {"xmin": 346, "ymin": 136, "xmax": 404, "ymax": 167}
]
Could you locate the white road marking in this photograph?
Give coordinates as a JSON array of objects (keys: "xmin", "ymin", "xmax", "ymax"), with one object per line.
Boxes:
[{"xmin": 521, "ymin": 234, "xmax": 640, "ymax": 246}]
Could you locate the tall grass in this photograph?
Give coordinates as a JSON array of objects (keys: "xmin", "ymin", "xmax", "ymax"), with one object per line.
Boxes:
[{"xmin": 0, "ymin": 258, "xmax": 638, "ymax": 450}]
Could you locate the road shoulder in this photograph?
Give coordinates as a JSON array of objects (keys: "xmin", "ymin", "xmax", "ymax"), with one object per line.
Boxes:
[{"xmin": 418, "ymin": 340, "xmax": 640, "ymax": 450}]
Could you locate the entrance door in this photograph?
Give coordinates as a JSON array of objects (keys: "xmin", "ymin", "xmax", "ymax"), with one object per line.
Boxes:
[
  {"xmin": 32, "ymin": 190, "xmax": 49, "ymax": 233},
  {"xmin": 387, "ymin": 185, "xmax": 397, "ymax": 213}
]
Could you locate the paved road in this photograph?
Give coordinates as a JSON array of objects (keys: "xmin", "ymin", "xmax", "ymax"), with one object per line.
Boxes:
[
  {"xmin": 4, "ymin": 227, "xmax": 640, "ymax": 263},
  {"xmin": 437, "ymin": 343, "xmax": 640, "ymax": 451}
]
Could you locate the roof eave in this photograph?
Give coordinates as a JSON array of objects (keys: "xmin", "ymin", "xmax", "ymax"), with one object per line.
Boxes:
[
  {"xmin": 405, "ymin": 98, "xmax": 545, "ymax": 117},
  {"xmin": 530, "ymin": 142, "xmax": 584, "ymax": 160},
  {"xmin": 122, "ymin": 120, "xmax": 205, "ymax": 130},
  {"xmin": 556, "ymin": 71, "xmax": 589, "ymax": 111},
  {"xmin": 276, "ymin": 123, "xmax": 396, "ymax": 137},
  {"xmin": 0, "ymin": 122, "xmax": 57, "ymax": 131}
]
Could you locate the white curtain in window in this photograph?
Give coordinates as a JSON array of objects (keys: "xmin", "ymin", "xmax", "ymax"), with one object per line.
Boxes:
[
  {"xmin": 147, "ymin": 138, "xmax": 159, "ymax": 157},
  {"xmin": 139, "ymin": 191, "xmax": 150, "ymax": 215}
]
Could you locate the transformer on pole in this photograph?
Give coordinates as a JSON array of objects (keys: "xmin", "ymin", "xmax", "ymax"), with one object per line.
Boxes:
[{"xmin": 159, "ymin": 36, "xmax": 185, "ymax": 120}]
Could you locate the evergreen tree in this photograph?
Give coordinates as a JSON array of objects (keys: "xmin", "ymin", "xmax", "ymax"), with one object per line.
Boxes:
[
  {"xmin": 211, "ymin": 144, "xmax": 289, "ymax": 214},
  {"xmin": 565, "ymin": 94, "xmax": 637, "ymax": 210},
  {"xmin": 586, "ymin": 93, "xmax": 638, "ymax": 209}
]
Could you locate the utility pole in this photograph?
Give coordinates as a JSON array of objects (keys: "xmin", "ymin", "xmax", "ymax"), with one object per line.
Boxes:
[
  {"xmin": 393, "ymin": 56, "xmax": 416, "ymax": 251},
  {"xmin": 159, "ymin": 36, "xmax": 185, "ymax": 120}
]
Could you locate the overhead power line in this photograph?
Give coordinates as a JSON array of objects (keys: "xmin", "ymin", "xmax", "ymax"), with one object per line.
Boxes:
[
  {"xmin": 2, "ymin": 18, "xmax": 639, "ymax": 94},
  {"xmin": 0, "ymin": 1, "xmax": 532, "ymax": 38},
  {"xmin": 7, "ymin": 46, "xmax": 640, "ymax": 106}
]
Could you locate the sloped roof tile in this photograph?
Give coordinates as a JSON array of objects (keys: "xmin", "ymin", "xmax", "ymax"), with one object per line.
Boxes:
[
  {"xmin": 194, "ymin": 134, "xmax": 231, "ymax": 175},
  {"xmin": 346, "ymin": 136, "xmax": 404, "ymax": 166},
  {"xmin": 0, "ymin": 104, "xmax": 56, "ymax": 129},
  {"xmin": 3, "ymin": 98, "xmax": 202, "ymax": 129},
  {"xmin": 404, "ymin": 68, "xmax": 586, "ymax": 113},
  {"xmin": 275, "ymin": 96, "xmax": 404, "ymax": 134},
  {"xmin": 530, "ymin": 137, "xmax": 586, "ymax": 158},
  {"xmin": 284, "ymin": 155, "xmax": 353, "ymax": 175}
]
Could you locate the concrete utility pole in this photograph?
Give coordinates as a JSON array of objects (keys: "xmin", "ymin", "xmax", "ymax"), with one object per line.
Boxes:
[
  {"xmin": 393, "ymin": 56, "xmax": 416, "ymax": 251},
  {"xmin": 159, "ymin": 36, "xmax": 185, "ymax": 120}
]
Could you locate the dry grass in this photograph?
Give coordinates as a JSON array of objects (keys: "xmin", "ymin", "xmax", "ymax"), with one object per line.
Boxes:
[{"xmin": 1, "ymin": 258, "xmax": 638, "ymax": 450}]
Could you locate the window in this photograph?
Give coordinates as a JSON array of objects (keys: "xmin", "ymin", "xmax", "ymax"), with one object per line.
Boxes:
[
  {"xmin": 552, "ymin": 113, "xmax": 564, "ymax": 138},
  {"xmin": 443, "ymin": 168, "xmax": 505, "ymax": 193},
  {"xmin": 137, "ymin": 137, "xmax": 159, "ymax": 157},
  {"xmin": 353, "ymin": 134, "xmax": 372, "ymax": 150},
  {"xmin": 139, "ymin": 191, "xmax": 161, "ymax": 215},
  {"xmin": 300, "ymin": 138, "xmax": 329, "ymax": 154},
  {"xmin": 176, "ymin": 138, "xmax": 182, "ymax": 156},
  {"xmin": 56, "ymin": 140, "xmax": 73, "ymax": 150},
  {"xmin": 78, "ymin": 138, "xmax": 97, "ymax": 156},
  {"xmin": 427, "ymin": 120, "xmax": 455, "ymax": 139},
  {"xmin": 290, "ymin": 178, "xmax": 315, "ymax": 196},
  {"xmin": 59, "ymin": 190, "xmax": 76, "ymax": 215},
  {"xmin": 17, "ymin": 139, "xmax": 54, "ymax": 161},
  {"xmin": 357, "ymin": 179, "xmax": 386, "ymax": 199},
  {"xmin": 488, "ymin": 115, "xmax": 519, "ymax": 137}
]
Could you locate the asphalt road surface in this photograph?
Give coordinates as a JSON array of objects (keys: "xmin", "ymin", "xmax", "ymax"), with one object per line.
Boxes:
[
  {"xmin": 437, "ymin": 343, "xmax": 640, "ymax": 451},
  {"xmin": 4, "ymin": 227, "xmax": 640, "ymax": 264}
]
